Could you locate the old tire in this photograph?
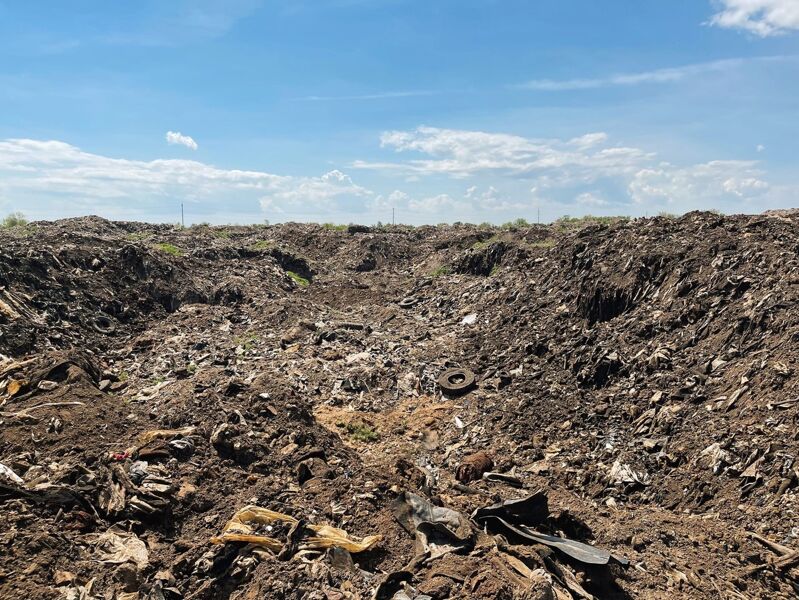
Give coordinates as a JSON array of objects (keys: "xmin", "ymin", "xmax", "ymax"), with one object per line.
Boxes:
[{"xmin": 438, "ymin": 368, "xmax": 476, "ymax": 395}]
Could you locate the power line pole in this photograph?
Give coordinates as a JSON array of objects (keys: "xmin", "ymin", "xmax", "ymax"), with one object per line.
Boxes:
[
  {"xmin": 181, "ymin": 203, "xmax": 185, "ymax": 228},
  {"xmin": 392, "ymin": 207, "xmax": 395, "ymax": 225}
]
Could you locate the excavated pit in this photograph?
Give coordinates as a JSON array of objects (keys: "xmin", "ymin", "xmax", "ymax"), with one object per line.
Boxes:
[{"xmin": 1, "ymin": 212, "xmax": 799, "ymax": 600}]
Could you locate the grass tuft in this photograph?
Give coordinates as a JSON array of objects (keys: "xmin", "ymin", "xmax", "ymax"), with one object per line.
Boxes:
[
  {"xmin": 337, "ymin": 421, "xmax": 379, "ymax": 442},
  {"xmin": 154, "ymin": 242, "xmax": 184, "ymax": 256},
  {"xmin": 286, "ymin": 271, "xmax": 309, "ymax": 286}
]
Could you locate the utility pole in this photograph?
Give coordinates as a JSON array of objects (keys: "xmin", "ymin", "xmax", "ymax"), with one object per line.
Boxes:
[
  {"xmin": 537, "ymin": 207, "xmax": 540, "ymax": 225},
  {"xmin": 392, "ymin": 207, "xmax": 395, "ymax": 225},
  {"xmin": 181, "ymin": 203, "xmax": 185, "ymax": 228}
]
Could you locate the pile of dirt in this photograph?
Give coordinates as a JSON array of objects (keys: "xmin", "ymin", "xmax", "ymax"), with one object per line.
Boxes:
[{"xmin": 1, "ymin": 212, "xmax": 798, "ymax": 599}]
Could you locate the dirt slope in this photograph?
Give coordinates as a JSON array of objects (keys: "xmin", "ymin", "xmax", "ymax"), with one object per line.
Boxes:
[{"xmin": 1, "ymin": 213, "xmax": 797, "ymax": 600}]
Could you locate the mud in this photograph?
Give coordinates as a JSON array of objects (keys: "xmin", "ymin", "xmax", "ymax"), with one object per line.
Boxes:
[{"xmin": 1, "ymin": 212, "xmax": 798, "ymax": 599}]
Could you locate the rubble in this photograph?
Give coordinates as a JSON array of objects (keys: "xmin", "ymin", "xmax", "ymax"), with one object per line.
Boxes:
[{"xmin": 1, "ymin": 212, "xmax": 799, "ymax": 598}]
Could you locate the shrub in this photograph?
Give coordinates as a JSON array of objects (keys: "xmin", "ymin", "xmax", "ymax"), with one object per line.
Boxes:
[
  {"xmin": 337, "ymin": 421, "xmax": 379, "ymax": 442},
  {"xmin": 2, "ymin": 212, "xmax": 28, "ymax": 228}
]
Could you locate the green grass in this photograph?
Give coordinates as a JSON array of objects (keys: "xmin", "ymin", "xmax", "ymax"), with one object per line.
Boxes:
[
  {"xmin": 286, "ymin": 271, "xmax": 309, "ymax": 287},
  {"xmin": 153, "ymin": 242, "xmax": 184, "ymax": 256},
  {"xmin": 322, "ymin": 223, "xmax": 348, "ymax": 231},
  {"xmin": 234, "ymin": 333, "xmax": 259, "ymax": 352},
  {"xmin": 430, "ymin": 265, "xmax": 451, "ymax": 277},
  {"xmin": 2, "ymin": 212, "xmax": 28, "ymax": 228},
  {"xmin": 251, "ymin": 240, "xmax": 273, "ymax": 250},
  {"xmin": 337, "ymin": 421, "xmax": 379, "ymax": 443},
  {"xmin": 212, "ymin": 229, "xmax": 231, "ymax": 239},
  {"xmin": 489, "ymin": 264, "xmax": 501, "ymax": 276}
]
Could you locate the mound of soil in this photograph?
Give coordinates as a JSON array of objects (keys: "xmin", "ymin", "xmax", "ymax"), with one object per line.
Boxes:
[{"xmin": 1, "ymin": 212, "xmax": 798, "ymax": 599}]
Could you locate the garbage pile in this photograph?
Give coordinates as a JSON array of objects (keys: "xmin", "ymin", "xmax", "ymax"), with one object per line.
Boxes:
[{"xmin": 1, "ymin": 212, "xmax": 798, "ymax": 599}]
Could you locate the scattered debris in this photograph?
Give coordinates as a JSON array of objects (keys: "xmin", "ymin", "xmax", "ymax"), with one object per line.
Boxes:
[{"xmin": 1, "ymin": 214, "xmax": 798, "ymax": 598}]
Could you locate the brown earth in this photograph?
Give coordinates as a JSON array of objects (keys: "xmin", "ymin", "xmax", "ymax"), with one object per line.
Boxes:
[{"xmin": 1, "ymin": 212, "xmax": 798, "ymax": 599}]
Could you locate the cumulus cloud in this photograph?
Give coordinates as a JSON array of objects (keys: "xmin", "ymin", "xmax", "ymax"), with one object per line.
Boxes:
[
  {"xmin": 166, "ymin": 131, "xmax": 198, "ymax": 150},
  {"xmin": 628, "ymin": 160, "xmax": 769, "ymax": 205},
  {"xmin": 354, "ymin": 126, "xmax": 652, "ymax": 180},
  {"xmin": 709, "ymin": 0, "xmax": 799, "ymax": 36},
  {"xmin": 354, "ymin": 126, "xmax": 776, "ymax": 215},
  {"xmin": 259, "ymin": 169, "xmax": 370, "ymax": 212},
  {"xmin": 0, "ymin": 138, "xmax": 371, "ymax": 220}
]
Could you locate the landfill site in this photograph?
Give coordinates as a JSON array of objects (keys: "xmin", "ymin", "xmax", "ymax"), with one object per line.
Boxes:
[{"xmin": 1, "ymin": 210, "xmax": 798, "ymax": 600}]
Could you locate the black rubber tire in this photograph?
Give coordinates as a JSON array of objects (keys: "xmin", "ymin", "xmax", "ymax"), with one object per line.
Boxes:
[
  {"xmin": 92, "ymin": 314, "xmax": 116, "ymax": 334},
  {"xmin": 398, "ymin": 296, "xmax": 419, "ymax": 308},
  {"xmin": 438, "ymin": 368, "xmax": 476, "ymax": 395}
]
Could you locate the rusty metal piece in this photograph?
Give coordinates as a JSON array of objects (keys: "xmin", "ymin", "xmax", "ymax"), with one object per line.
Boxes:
[
  {"xmin": 455, "ymin": 451, "xmax": 493, "ymax": 483},
  {"xmin": 438, "ymin": 368, "xmax": 476, "ymax": 395}
]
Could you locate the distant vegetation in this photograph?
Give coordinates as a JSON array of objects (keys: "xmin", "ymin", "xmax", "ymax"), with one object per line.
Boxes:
[
  {"xmin": 2, "ymin": 212, "xmax": 28, "ymax": 228},
  {"xmin": 501, "ymin": 217, "xmax": 531, "ymax": 229},
  {"xmin": 554, "ymin": 215, "xmax": 630, "ymax": 230},
  {"xmin": 322, "ymin": 223, "xmax": 348, "ymax": 231},
  {"xmin": 430, "ymin": 265, "xmax": 451, "ymax": 277}
]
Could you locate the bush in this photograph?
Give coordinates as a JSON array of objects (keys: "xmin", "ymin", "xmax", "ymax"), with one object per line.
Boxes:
[
  {"xmin": 2, "ymin": 212, "xmax": 28, "ymax": 228},
  {"xmin": 500, "ymin": 217, "xmax": 530, "ymax": 229},
  {"xmin": 555, "ymin": 215, "xmax": 629, "ymax": 230},
  {"xmin": 322, "ymin": 223, "xmax": 347, "ymax": 231}
]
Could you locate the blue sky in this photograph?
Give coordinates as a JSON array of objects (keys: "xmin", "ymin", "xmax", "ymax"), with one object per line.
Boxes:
[{"xmin": 0, "ymin": 0, "xmax": 797, "ymax": 224}]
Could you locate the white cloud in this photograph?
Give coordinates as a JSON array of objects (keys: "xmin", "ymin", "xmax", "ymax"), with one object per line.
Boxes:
[
  {"xmin": 518, "ymin": 58, "xmax": 747, "ymax": 91},
  {"xmin": 628, "ymin": 160, "xmax": 769, "ymax": 205},
  {"xmin": 516, "ymin": 55, "xmax": 794, "ymax": 91},
  {"xmin": 568, "ymin": 132, "xmax": 608, "ymax": 149},
  {"xmin": 166, "ymin": 131, "xmax": 198, "ymax": 150},
  {"xmin": 0, "ymin": 138, "xmax": 372, "ymax": 220},
  {"xmin": 575, "ymin": 192, "xmax": 609, "ymax": 207},
  {"xmin": 355, "ymin": 126, "xmax": 652, "ymax": 180},
  {"xmin": 370, "ymin": 189, "xmax": 409, "ymax": 210},
  {"xmin": 408, "ymin": 193, "xmax": 464, "ymax": 213},
  {"xmin": 260, "ymin": 169, "xmax": 370, "ymax": 212},
  {"xmin": 710, "ymin": 0, "xmax": 799, "ymax": 36},
  {"xmin": 355, "ymin": 126, "xmax": 776, "ymax": 215}
]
